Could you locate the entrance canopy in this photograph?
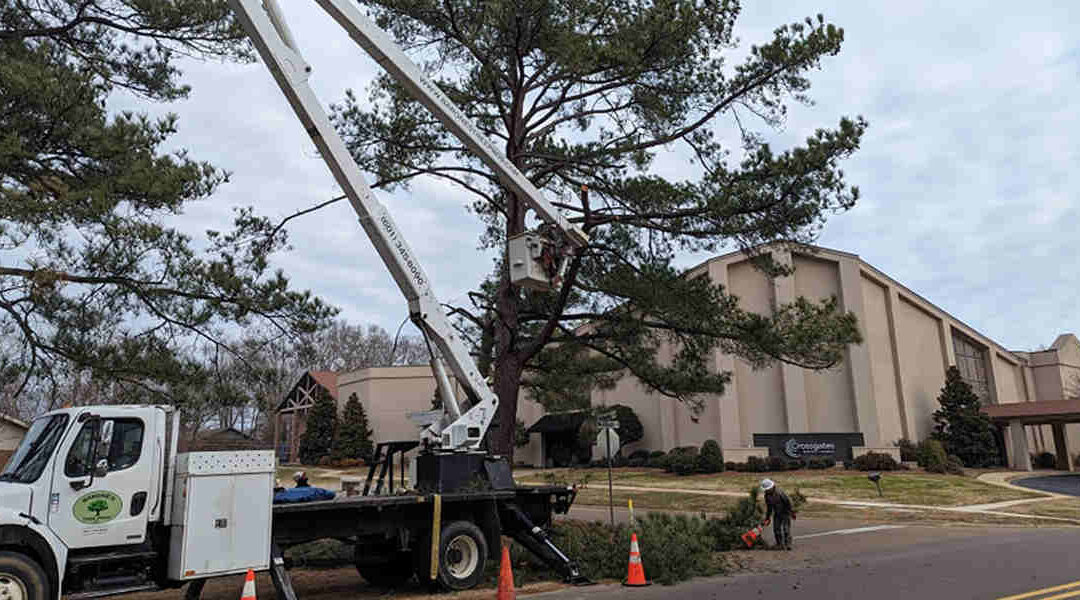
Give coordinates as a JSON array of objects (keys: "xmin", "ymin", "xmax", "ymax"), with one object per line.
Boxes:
[
  {"xmin": 984, "ymin": 399, "xmax": 1080, "ymax": 472},
  {"xmin": 983, "ymin": 399, "xmax": 1080, "ymax": 424}
]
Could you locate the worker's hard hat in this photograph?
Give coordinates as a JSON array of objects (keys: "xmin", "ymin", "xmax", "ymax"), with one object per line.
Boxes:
[
  {"xmin": 760, "ymin": 478, "xmax": 775, "ymax": 492},
  {"xmin": 293, "ymin": 471, "xmax": 306, "ymax": 482}
]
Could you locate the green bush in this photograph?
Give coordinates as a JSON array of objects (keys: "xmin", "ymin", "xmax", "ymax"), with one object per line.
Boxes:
[
  {"xmin": 1032, "ymin": 452, "xmax": 1057, "ymax": 469},
  {"xmin": 696, "ymin": 440, "xmax": 724, "ymax": 473},
  {"xmin": 852, "ymin": 452, "xmax": 901, "ymax": 471},
  {"xmin": 807, "ymin": 457, "xmax": 836, "ymax": 469},
  {"xmin": 945, "ymin": 454, "xmax": 966, "ymax": 475},
  {"xmin": 896, "ymin": 438, "xmax": 917, "ymax": 462},
  {"xmin": 918, "ymin": 439, "xmax": 949, "ymax": 473},
  {"xmin": 629, "ymin": 449, "xmax": 651, "ymax": 461},
  {"xmin": 667, "ymin": 452, "xmax": 697, "ymax": 476},
  {"xmin": 645, "ymin": 451, "xmax": 668, "ymax": 469}
]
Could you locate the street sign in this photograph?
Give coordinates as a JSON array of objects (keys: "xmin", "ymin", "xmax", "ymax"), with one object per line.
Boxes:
[
  {"xmin": 597, "ymin": 416, "xmax": 619, "ymax": 429},
  {"xmin": 595, "ymin": 429, "xmax": 620, "ymax": 459}
]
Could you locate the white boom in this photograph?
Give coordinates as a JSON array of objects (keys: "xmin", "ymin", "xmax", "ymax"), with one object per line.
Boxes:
[{"xmin": 228, "ymin": 0, "xmax": 586, "ymax": 449}]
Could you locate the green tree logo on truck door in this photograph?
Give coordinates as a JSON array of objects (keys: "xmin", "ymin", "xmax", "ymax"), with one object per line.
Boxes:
[{"xmin": 73, "ymin": 491, "xmax": 123, "ymax": 524}]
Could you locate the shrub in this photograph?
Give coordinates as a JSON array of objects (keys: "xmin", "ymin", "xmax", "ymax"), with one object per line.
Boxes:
[
  {"xmin": 807, "ymin": 457, "xmax": 836, "ymax": 470},
  {"xmin": 896, "ymin": 438, "xmax": 918, "ymax": 462},
  {"xmin": 645, "ymin": 451, "xmax": 668, "ymax": 469},
  {"xmin": 1033, "ymin": 452, "xmax": 1057, "ymax": 469},
  {"xmin": 918, "ymin": 439, "xmax": 949, "ymax": 473},
  {"xmin": 627, "ymin": 457, "xmax": 646, "ymax": 467},
  {"xmin": 629, "ymin": 449, "xmax": 651, "ymax": 461},
  {"xmin": 852, "ymin": 452, "xmax": 901, "ymax": 471},
  {"xmin": 696, "ymin": 440, "xmax": 724, "ymax": 474},
  {"xmin": 945, "ymin": 454, "xmax": 966, "ymax": 475},
  {"xmin": 745, "ymin": 456, "xmax": 768, "ymax": 472},
  {"xmin": 667, "ymin": 452, "xmax": 698, "ymax": 476},
  {"xmin": 671, "ymin": 446, "xmax": 699, "ymax": 457}
]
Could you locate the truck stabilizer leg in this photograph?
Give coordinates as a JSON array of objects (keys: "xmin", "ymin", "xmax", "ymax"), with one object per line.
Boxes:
[
  {"xmin": 503, "ymin": 504, "xmax": 591, "ymax": 585},
  {"xmin": 268, "ymin": 545, "xmax": 299, "ymax": 600}
]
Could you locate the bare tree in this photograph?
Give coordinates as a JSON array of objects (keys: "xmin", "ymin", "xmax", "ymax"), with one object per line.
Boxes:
[{"xmin": 297, "ymin": 321, "xmax": 428, "ymax": 372}]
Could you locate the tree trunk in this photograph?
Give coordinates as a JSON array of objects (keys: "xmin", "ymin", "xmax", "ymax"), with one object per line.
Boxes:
[{"xmin": 490, "ymin": 352, "xmax": 524, "ymax": 459}]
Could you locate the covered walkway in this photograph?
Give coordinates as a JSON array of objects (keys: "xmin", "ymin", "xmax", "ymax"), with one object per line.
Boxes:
[{"xmin": 985, "ymin": 399, "xmax": 1080, "ymax": 471}]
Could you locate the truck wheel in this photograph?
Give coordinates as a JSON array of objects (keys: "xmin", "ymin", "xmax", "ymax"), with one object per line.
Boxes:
[
  {"xmin": 355, "ymin": 550, "xmax": 413, "ymax": 588},
  {"xmin": 0, "ymin": 552, "xmax": 49, "ymax": 600},
  {"xmin": 414, "ymin": 520, "xmax": 488, "ymax": 591}
]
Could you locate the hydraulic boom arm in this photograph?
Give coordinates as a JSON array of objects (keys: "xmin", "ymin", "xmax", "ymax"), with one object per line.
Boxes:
[{"xmin": 228, "ymin": 0, "xmax": 586, "ymax": 449}]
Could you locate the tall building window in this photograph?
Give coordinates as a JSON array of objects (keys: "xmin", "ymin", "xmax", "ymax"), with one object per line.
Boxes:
[{"xmin": 952, "ymin": 330, "xmax": 991, "ymax": 402}]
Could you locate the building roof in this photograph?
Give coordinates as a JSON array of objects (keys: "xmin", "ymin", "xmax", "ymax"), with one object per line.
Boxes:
[
  {"xmin": 309, "ymin": 370, "xmax": 339, "ymax": 399},
  {"xmin": 526, "ymin": 411, "xmax": 589, "ymax": 434},
  {"xmin": 0, "ymin": 415, "xmax": 28, "ymax": 430}
]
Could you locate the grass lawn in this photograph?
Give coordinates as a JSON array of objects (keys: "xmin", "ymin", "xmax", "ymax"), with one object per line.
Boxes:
[
  {"xmin": 1002, "ymin": 498, "xmax": 1080, "ymax": 520},
  {"xmin": 517, "ymin": 467, "xmax": 1043, "ymax": 507}
]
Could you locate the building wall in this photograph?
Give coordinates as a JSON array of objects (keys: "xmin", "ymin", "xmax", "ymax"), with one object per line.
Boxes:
[
  {"xmin": 793, "ymin": 255, "xmax": 857, "ymax": 433},
  {"xmin": 860, "ymin": 275, "xmax": 905, "ymax": 443},
  {"xmin": 728, "ymin": 259, "xmax": 788, "ymax": 438},
  {"xmin": 338, "ymin": 366, "xmax": 446, "ymax": 448},
  {"xmin": 893, "ymin": 297, "xmax": 947, "ymax": 441},
  {"xmin": 586, "ymin": 245, "xmax": 1035, "ymax": 456},
  {"xmin": 0, "ymin": 420, "xmax": 27, "ymax": 451}
]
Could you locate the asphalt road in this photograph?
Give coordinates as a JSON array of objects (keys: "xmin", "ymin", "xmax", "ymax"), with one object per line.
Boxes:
[
  {"xmin": 535, "ymin": 525, "xmax": 1080, "ymax": 600},
  {"xmin": 1014, "ymin": 473, "xmax": 1080, "ymax": 496}
]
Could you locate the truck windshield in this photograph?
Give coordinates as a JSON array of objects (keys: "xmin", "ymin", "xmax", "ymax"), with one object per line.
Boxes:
[{"xmin": 0, "ymin": 414, "xmax": 70, "ymax": 483}]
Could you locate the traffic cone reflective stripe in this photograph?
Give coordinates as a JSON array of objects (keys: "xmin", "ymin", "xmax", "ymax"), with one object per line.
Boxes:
[
  {"xmin": 496, "ymin": 545, "xmax": 515, "ymax": 600},
  {"xmin": 240, "ymin": 569, "xmax": 256, "ymax": 600},
  {"xmin": 623, "ymin": 533, "xmax": 649, "ymax": 587}
]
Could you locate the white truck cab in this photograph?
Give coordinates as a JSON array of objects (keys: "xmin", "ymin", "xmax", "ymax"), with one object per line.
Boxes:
[{"xmin": 0, "ymin": 405, "xmax": 273, "ymax": 600}]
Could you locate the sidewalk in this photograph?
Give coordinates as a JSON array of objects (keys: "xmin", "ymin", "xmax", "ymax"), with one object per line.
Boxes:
[{"xmin": 599, "ymin": 482, "xmax": 1080, "ymax": 524}]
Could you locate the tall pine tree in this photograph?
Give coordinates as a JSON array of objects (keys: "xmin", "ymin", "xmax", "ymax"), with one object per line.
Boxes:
[
  {"xmin": 333, "ymin": 393, "xmax": 374, "ymax": 461},
  {"xmin": 298, "ymin": 389, "xmax": 337, "ymax": 464},
  {"xmin": 932, "ymin": 366, "xmax": 999, "ymax": 468}
]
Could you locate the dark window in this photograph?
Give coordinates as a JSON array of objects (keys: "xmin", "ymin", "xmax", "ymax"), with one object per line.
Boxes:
[
  {"xmin": 952, "ymin": 331, "xmax": 991, "ymax": 402},
  {"xmin": 65, "ymin": 418, "xmax": 144, "ymax": 477}
]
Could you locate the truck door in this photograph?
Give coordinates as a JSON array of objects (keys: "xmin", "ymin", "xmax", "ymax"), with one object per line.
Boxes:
[{"xmin": 48, "ymin": 413, "xmax": 154, "ymax": 548}]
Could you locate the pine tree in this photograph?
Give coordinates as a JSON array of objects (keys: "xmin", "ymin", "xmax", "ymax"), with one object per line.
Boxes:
[
  {"xmin": 333, "ymin": 393, "xmax": 374, "ymax": 461},
  {"xmin": 323, "ymin": 1, "xmax": 867, "ymax": 458},
  {"xmin": 932, "ymin": 366, "xmax": 999, "ymax": 468},
  {"xmin": 298, "ymin": 390, "xmax": 337, "ymax": 464}
]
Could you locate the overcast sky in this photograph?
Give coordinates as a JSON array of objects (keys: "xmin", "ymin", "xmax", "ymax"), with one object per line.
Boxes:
[{"xmin": 150, "ymin": 1, "xmax": 1078, "ymax": 352}]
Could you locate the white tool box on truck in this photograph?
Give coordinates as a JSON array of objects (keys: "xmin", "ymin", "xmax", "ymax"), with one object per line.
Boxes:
[{"xmin": 167, "ymin": 451, "xmax": 276, "ymax": 580}]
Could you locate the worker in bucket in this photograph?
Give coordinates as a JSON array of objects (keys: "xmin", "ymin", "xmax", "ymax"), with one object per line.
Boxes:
[
  {"xmin": 293, "ymin": 470, "xmax": 310, "ymax": 488},
  {"xmin": 761, "ymin": 478, "xmax": 797, "ymax": 550}
]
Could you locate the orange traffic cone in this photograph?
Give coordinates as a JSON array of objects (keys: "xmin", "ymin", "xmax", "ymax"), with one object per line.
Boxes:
[
  {"xmin": 623, "ymin": 533, "xmax": 650, "ymax": 587},
  {"xmin": 741, "ymin": 524, "xmax": 764, "ymax": 548},
  {"xmin": 240, "ymin": 569, "xmax": 256, "ymax": 600},
  {"xmin": 496, "ymin": 545, "xmax": 515, "ymax": 600}
]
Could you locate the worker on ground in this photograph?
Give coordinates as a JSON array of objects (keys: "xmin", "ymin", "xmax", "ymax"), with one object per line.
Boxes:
[
  {"xmin": 761, "ymin": 478, "xmax": 796, "ymax": 550},
  {"xmin": 293, "ymin": 471, "xmax": 310, "ymax": 488}
]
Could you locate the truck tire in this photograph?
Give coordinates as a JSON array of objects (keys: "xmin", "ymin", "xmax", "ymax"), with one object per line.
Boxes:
[
  {"xmin": 0, "ymin": 551, "xmax": 49, "ymax": 600},
  {"xmin": 414, "ymin": 520, "xmax": 488, "ymax": 591},
  {"xmin": 355, "ymin": 551, "xmax": 413, "ymax": 588}
]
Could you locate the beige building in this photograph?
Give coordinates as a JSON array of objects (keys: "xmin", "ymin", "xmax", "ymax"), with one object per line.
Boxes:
[
  {"xmin": 0, "ymin": 414, "xmax": 29, "ymax": 468},
  {"xmin": 587, "ymin": 245, "xmax": 1080, "ymax": 470},
  {"xmin": 273, "ymin": 244, "xmax": 1077, "ymax": 471}
]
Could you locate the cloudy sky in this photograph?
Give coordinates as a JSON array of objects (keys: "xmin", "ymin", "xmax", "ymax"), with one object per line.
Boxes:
[{"xmin": 149, "ymin": 1, "xmax": 1078, "ymax": 352}]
